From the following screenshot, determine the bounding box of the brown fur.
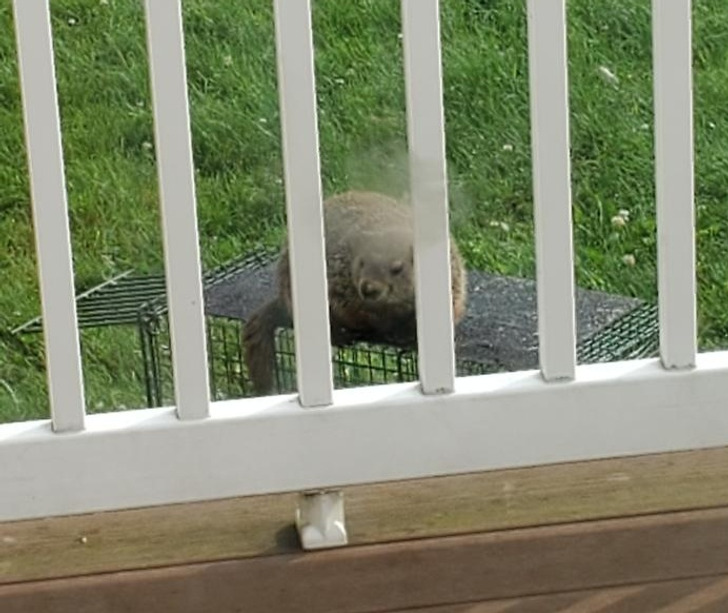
[243,191,467,394]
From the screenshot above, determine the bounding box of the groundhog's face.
[350,231,415,307]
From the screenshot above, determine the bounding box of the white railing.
[2,0,723,534]
[527,0,577,381]
[12,0,86,433]
[144,0,211,421]
[652,0,697,368]
[402,0,457,394]
[274,0,334,407]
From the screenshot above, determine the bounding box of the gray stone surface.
[203,259,643,373]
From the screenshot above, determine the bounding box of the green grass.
[1,0,727,423]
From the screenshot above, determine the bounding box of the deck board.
[2,506,728,613]
[4,446,728,585]
[392,576,728,612]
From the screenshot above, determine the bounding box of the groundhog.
[243,190,467,394]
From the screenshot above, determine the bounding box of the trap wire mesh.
[12,250,660,409]
[138,251,658,407]
[576,302,659,364]
[141,314,492,405]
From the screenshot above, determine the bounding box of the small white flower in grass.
[68,17,77,26]
[223,55,233,67]
[622,254,636,267]
[502,144,513,152]
[611,208,630,228]
[142,141,153,151]
[598,66,619,86]
[709,121,716,129]
[259,118,267,124]
[489,220,510,232]
[100,0,109,5]
[611,215,626,229]
[333,77,345,85]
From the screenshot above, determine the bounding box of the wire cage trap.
[142,318,493,406]
[137,251,660,407]
[138,251,492,406]
[12,251,660,410]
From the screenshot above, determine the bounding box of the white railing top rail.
[3,353,727,523]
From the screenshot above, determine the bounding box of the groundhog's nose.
[360,280,384,301]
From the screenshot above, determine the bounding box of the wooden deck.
[3,447,728,612]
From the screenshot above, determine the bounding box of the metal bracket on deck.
[295,490,348,550]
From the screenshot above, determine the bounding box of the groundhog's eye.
[390,261,404,275]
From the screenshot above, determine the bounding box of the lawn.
[1,0,727,423]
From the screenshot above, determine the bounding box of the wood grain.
[2,446,728,584]
[393,575,728,612]
[3,507,728,613]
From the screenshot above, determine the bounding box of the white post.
[143,0,210,420]
[273,0,334,408]
[295,490,347,550]
[13,0,86,432]
[401,0,457,395]
[652,0,697,370]
[526,0,577,382]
